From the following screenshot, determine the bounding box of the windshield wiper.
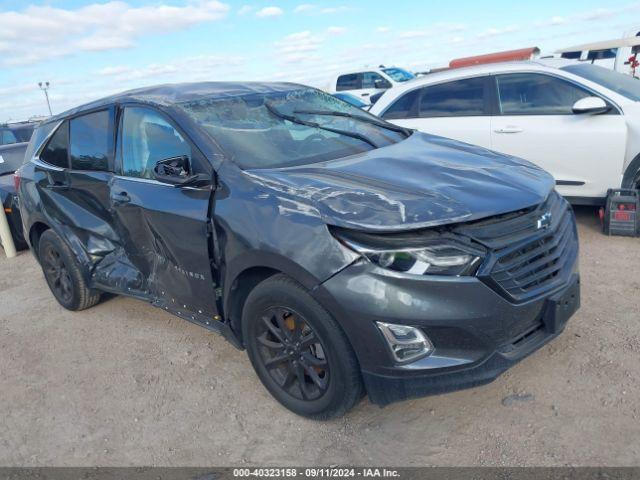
[265,102,378,148]
[293,109,412,137]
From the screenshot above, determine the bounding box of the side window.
[419,77,486,118]
[1,129,18,145]
[336,74,360,91]
[362,72,391,89]
[381,89,420,120]
[497,73,591,115]
[119,107,191,179]
[587,48,617,61]
[69,110,111,171]
[561,51,582,60]
[40,122,70,168]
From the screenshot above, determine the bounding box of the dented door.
[109,177,217,316]
[110,105,218,317]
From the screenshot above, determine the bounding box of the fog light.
[376,322,433,363]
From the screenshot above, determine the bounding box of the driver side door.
[110,105,219,318]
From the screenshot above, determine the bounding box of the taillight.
[13,169,21,191]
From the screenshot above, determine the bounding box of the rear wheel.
[242,274,363,419]
[38,230,101,311]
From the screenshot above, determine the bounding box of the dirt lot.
[0,206,639,467]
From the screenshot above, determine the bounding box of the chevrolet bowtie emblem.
[537,212,552,230]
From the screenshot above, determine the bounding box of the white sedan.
[369,60,640,204]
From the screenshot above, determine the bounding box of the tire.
[242,274,363,420]
[38,229,101,311]
[622,155,640,190]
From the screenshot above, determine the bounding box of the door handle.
[361,93,370,97]
[494,126,523,134]
[111,191,131,204]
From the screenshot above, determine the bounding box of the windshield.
[179,88,405,169]
[334,93,367,108]
[562,64,640,101]
[382,68,416,82]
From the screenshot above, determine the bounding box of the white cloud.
[275,30,324,64]
[476,25,520,39]
[97,65,131,76]
[97,54,245,82]
[327,26,347,35]
[376,26,391,33]
[256,6,284,17]
[238,5,253,15]
[400,30,431,39]
[292,4,348,15]
[320,6,348,14]
[0,1,230,66]
[579,8,614,21]
[293,4,316,13]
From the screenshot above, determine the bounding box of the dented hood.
[245,132,555,232]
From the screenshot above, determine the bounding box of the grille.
[455,192,579,302]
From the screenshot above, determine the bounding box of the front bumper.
[314,259,580,406]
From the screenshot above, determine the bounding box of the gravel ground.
[0,206,639,466]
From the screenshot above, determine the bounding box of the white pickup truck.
[555,29,640,78]
[326,66,416,105]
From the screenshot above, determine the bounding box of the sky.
[1,0,639,122]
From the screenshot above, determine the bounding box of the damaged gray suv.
[16,82,580,419]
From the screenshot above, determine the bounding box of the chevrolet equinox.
[16,82,580,419]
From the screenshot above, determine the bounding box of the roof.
[46,81,304,124]
[556,36,640,53]
[1,120,38,129]
[384,61,554,90]
[450,47,540,69]
[369,61,573,114]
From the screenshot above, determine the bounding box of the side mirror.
[374,79,391,90]
[572,97,610,115]
[153,156,210,187]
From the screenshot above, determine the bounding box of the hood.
[245,132,555,232]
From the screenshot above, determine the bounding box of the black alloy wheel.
[42,244,74,304]
[38,229,101,311]
[256,306,329,401]
[242,274,363,419]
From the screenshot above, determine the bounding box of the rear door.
[380,76,492,148]
[67,108,117,248]
[110,105,219,318]
[490,72,627,199]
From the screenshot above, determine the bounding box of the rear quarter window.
[40,122,70,168]
[24,122,56,165]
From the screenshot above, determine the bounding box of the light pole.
[38,81,52,116]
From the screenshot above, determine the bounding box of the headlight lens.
[332,228,484,276]
[366,245,480,275]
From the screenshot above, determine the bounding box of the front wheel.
[242,274,363,420]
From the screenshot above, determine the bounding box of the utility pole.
[38,82,52,116]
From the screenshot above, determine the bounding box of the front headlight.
[332,227,484,276]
